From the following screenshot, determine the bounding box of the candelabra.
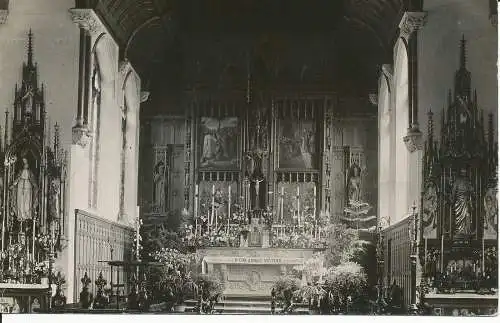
[408,204,419,314]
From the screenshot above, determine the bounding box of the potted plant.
[272,275,301,313]
[297,283,325,314]
[33,261,49,285]
[193,274,223,314]
[149,248,196,312]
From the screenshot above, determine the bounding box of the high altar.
[0,31,67,313]
[140,54,379,296]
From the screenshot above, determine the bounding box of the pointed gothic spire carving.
[459,34,466,69]
[27,28,34,67]
[454,35,471,99]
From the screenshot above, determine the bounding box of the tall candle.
[227,185,231,234]
[482,237,485,273]
[440,234,444,272]
[313,185,317,215]
[194,184,199,236]
[211,184,215,228]
[280,187,284,221]
[297,186,300,226]
[424,237,428,270]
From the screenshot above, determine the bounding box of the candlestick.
[227,185,231,235]
[280,187,284,222]
[440,234,444,272]
[424,237,428,270]
[211,184,215,228]
[313,185,317,218]
[296,186,300,227]
[482,237,485,273]
[195,184,199,235]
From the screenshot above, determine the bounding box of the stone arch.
[393,38,410,221]
[378,70,392,223]
[93,33,117,85]
[91,33,121,217]
[120,69,141,223]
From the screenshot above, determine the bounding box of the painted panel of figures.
[278,121,317,169]
[199,117,239,169]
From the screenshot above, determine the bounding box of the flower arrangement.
[35,233,52,251]
[271,228,327,249]
[33,261,49,277]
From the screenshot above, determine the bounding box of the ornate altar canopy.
[0,30,67,313]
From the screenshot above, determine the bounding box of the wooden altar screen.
[74,209,134,302]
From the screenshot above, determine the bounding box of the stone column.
[67,8,109,303]
[119,61,141,224]
[330,117,345,220]
[399,12,426,213]
[69,8,108,148]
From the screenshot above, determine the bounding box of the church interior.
[0,0,497,316]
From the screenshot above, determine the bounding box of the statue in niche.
[452,168,474,236]
[10,156,38,230]
[48,178,61,221]
[346,163,362,204]
[422,182,438,234]
[300,128,314,168]
[21,84,34,114]
[152,161,167,211]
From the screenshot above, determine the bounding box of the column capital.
[119,60,137,83]
[382,64,393,81]
[399,11,428,40]
[404,126,424,153]
[140,91,150,103]
[0,10,8,24]
[72,125,91,148]
[69,8,106,38]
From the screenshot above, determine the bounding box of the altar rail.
[74,209,134,302]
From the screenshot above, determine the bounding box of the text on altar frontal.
[204,256,304,265]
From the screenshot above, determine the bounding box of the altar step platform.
[185,296,309,314]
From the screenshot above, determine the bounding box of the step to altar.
[185,297,309,314]
[198,247,318,298]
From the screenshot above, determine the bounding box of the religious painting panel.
[275,181,317,226]
[278,120,317,169]
[198,117,240,170]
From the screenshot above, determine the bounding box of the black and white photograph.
[0,0,497,318]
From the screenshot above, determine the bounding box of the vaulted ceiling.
[76,0,422,95]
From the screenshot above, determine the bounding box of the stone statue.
[152,161,167,211]
[483,185,498,232]
[21,84,34,114]
[48,178,61,221]
[452,168,474,236]
[300,129,314,168]
[10,157,38,223]
[422,183,438,233]
[346,164,362,204]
